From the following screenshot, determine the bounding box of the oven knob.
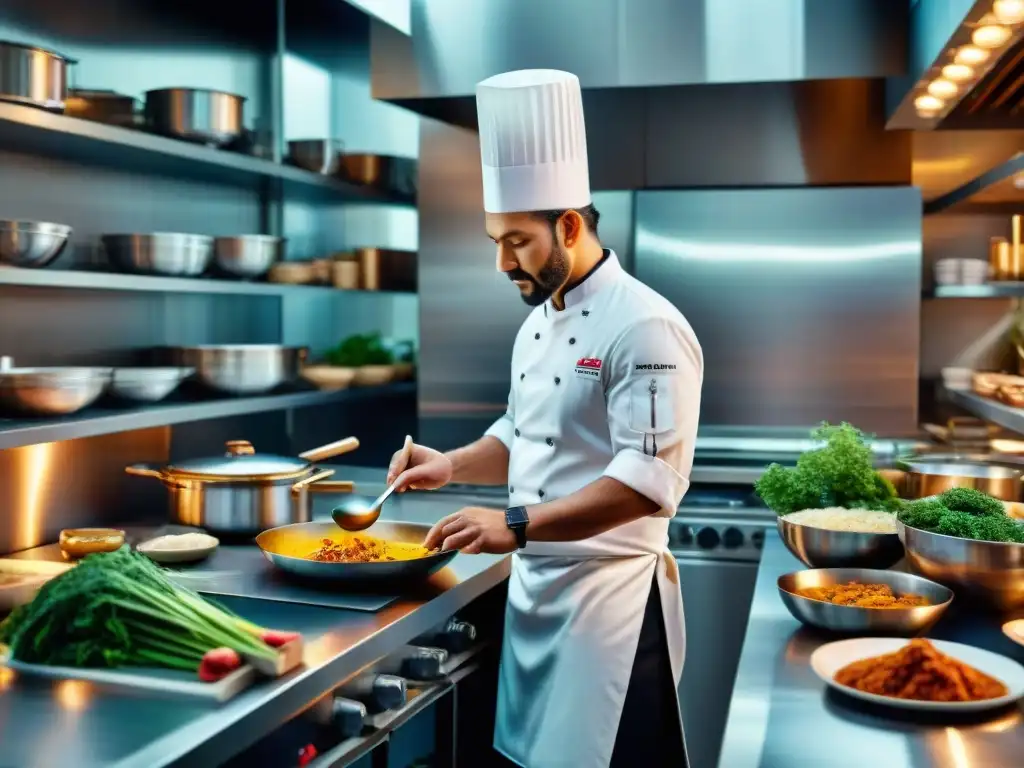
[671,524,694,546]
[722,528,744,549]
[751,530,766,549]
[696,527,720,549]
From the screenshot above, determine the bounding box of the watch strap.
[505,505,529,549]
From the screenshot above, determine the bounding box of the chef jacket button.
[554,376,560,385]
[514,428,520,437]
[546,437,554,446]
[520,373,525,380]
[534,332,540,340]
[569,337,576,345]
[538,489,545,498]
[509,486,514,493]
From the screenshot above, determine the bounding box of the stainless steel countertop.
[718,532,1024,768]
[0,466,512,768]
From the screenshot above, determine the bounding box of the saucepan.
[125,437,360,534]
[255,520,456,584]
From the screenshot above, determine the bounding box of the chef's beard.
[507,245,570,307]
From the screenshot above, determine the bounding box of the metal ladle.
[332,435,413,532]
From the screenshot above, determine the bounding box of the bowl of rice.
[777,508,904,569]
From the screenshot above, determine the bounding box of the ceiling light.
[973,24,1013,48]
[927,78,959,98]
[942,63,975,82]
[994,0,1024,25]
[955,45,991,65]
[1014,173,1024,190]
[915,94,945,114]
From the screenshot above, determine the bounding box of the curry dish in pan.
[272,530,433,563]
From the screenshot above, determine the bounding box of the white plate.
[1003,620,1024,649]
[137,535,219,564]
[810,637,1024,712]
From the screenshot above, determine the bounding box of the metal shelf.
[0,100,415,205]
[0,268,416,297]
[927,283,1024,299]
[0,382,417,450]
[946,387,1024,437]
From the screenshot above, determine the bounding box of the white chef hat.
[475,69,591,214]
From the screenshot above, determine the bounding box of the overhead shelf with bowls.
[946,384,1024,437]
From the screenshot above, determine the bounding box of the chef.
[388,69,702,768]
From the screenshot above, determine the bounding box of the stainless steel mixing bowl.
[898,521,1024,612]
[287,139,344,175]
[0,356,112,416]
[0,220,71,267]
[110,367,194,403]
[213,235,283,279]
[777,515,905,569]
[101,233,213,276]
[777,567,953,634]
[171,345,304,395]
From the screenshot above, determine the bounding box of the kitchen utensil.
[300,365,356,391]
[268,261,315,285]
[353,364,394,387]
[810,637,1024,712]
[898,459,1023,501]
[776,516,904,569]
[0,356,112,416]
[355,248,416,292]
[65,88,138,127]
[332,436,411,531]
[777,568,953,634]
[101,233,213,276]
[110,367,193,403]
[137,532,219,564]
[338,154,417,196]
[59,528,125,560]
[255,520,457,583]
[213,235,283,279]
[331,260,359,289]
[898,520,1024,611]
[287,139,345,175]
[144,88,245,147]
[0,220,71,268]
[171,344,304,395]
[0,41,74,111]
[124,437,359,534]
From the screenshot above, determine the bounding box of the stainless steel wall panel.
[633,187,922,436]
[644,80,912,188]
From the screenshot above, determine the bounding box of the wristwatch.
[505,505,529,549]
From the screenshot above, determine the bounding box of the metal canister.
[990,237,1019,280]
[0,41,74,111]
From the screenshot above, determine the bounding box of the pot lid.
[165,441,311,481]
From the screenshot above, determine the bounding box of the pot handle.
[306,480,355,495]
[291,468,336,494]
[299,436,360,462]
[125,463,163,480]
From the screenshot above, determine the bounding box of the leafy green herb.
[754,422,899,516]
[0,547,276,671]
[897,489,1024,543]
[323,332,394,367]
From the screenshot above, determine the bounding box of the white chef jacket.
[485,250,703,767]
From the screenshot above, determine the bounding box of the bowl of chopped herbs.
[898,488,1024,611]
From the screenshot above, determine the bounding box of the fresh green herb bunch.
[0,546,275,669]
[754,422,898,516]
[323,332,394,367]
[897,487,1024,544]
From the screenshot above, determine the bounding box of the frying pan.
[255,521,456,583]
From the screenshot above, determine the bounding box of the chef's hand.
[424,506,517,554]
[387,437,453,492]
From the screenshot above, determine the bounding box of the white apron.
[483,252,703,768]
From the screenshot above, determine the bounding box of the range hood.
[888,0,1024,129]
[372,0,906,104]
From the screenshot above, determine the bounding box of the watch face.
[505,506,528,527]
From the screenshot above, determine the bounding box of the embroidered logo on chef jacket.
[574,357,602,380]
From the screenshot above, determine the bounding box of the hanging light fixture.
[994,0,1024,25]
[927,79,959,98]
[972,24,1013,48]
[955,45,991,65]
[942,63,975,82]
[914,94,945,116]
